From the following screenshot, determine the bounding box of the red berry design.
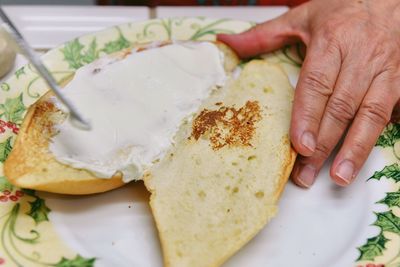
[0,257,5,265]
[0,196,8,202]
[3,190,10,195]
[12,128,19,134]
[0,127,5,133]
[9,195,18,202]
[6,121,14,129]
[15,190,24,197]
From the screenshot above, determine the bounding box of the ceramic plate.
[0,18,399,267]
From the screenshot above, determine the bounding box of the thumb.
[217,6,309,58]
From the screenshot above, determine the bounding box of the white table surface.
[2,5,150,50]
[0,5,288,82]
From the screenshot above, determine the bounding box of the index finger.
[217,6,308,58]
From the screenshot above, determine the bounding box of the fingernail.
[335,160,355,186]
[301,131,316,152]
[297,164,317,188]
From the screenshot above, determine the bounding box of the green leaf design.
[138,19,175,40]
[376,123,400,148]
[0,93,27,124]
[1,82,10,91]
[61,38,100,70]
[0,137,12,163]
[369,163,400,183]
[82,39,99,64]
[27,197,51,224]
[373,211,400,234]
[360,147,400,264]
[357,233,388,261]
[189,19,234,40]
[21,188,36,196]
[378,191,400,208]
[15,67,25,79]
[102,31,130,54]
[0,176,13,192]
[281,45,303,67]
[61,39,85,70]
[54,255,96,267]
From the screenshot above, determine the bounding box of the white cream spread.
[50,42,226,182]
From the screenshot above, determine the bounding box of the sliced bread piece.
[144,60,296,267]
[4,42,239,195]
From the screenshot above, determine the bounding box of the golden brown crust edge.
[274,138,297,202]
[23,177,126,195]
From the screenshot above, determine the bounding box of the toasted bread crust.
[274,138,297,202]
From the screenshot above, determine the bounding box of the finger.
[331,72,399,186]
[291,55,376,188]
[291,155,318,188]
[290,37,341,157]
[217,6,309,58]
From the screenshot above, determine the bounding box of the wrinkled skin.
[218,0,400,188]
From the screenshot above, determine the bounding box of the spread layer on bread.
[4,41,239,194]
[50,42,227,182]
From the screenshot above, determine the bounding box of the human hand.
[218,0,400,188]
